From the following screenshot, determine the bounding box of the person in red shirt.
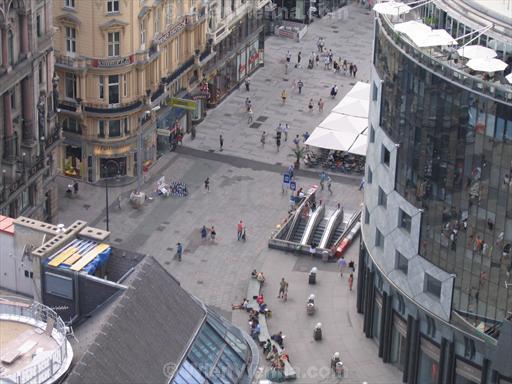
[237,220,244,241]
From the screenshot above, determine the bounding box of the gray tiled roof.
[65,257,205,384]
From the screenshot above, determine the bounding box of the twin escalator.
[291,217,308,243]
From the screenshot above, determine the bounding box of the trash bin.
[308,267,318,284]
[313,323,322,340]
[321,251,329,262]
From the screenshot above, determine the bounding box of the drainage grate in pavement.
[208,149,215,152]
[166,247,173,251]
[331,25,339,29]
[201,259,208,263]
[275,162,282,166]
[163,221,170,225]
[332,30,339,33]
[174,230,180,234]
[164,261,171,265]
[349,82,356,86]
[83,204,91,209]
[265,79,272,82]
[224,113,232,117]
[114,238,123,243]
[249,122,262,129]
[197,280,204,285]
[282,78,289,81]
[156,225,165,231]
[256,116,268,122]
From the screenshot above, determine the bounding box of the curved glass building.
[357,1,512,383]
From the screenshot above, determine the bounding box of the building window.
[123,117,129,134]
[367,167,372,184]
[123,74,128,97]
[65,27,76,54]
[463,337,475,359]
[8,29,14,65]
[108,75,119,104]
[107,31,120,57]
[425,274,441,299]
[62,117,81,133]
[370,124,375,143]
[140,18,147,48]
[399,209,412,232]
[395,251,408,275]
[109,120,121,137]
[38,62,44,84]
[382,145,390,166]
[375,228,384,248]
[99,75,104,99]
[231,0,235,11]
[65,0,75,8]
[65,73,77,99]
[372,81,378,101]
[107,0,119,13]
[10,90,15,110]
[221,0,225,18]
[165,1,173,25]
[364,206,370,224]
[426,315,436,338]
[36,14,42,37]
[21,189,30,212]
[98,120,105,137]
[154,8,161,34]
[397,293,405,315]
[378,186,387,208]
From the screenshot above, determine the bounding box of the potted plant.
[289,146,306,169]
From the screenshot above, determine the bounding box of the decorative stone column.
[21,76,35,144]
[20,12,29,57]
[1,25,8,70]
[3,93,14,160]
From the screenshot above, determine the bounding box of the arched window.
[8,29,14,65]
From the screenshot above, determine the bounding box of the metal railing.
[379,14,512,105]
[0,297,70,384]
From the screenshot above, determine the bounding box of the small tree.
[289,146,307,169]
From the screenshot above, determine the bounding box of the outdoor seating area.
[304,148,365,174]
[240,272,297,381]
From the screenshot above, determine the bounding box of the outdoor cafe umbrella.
[373,1,411,16]
[394,20,431,37]
[457,45,497,60]
[331,97,370,119]
[466,58,508,72]
[410,29,458,48]
[305,128,353,151]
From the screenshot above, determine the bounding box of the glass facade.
[172,311,251,384]
[374,15,512,323]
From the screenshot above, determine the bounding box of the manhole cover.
[224,113,232,117]
[249,122,262,129]
[157,225,165,231]
[83,204,91,209]
[256,116,268,122]
[298,109,304,112]
[186,210,193,214]
[114,238,123,243]
[197,280,204,285]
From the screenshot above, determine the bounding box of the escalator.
[310,220,327,246]
[327,222,345,248]
[291,217,308,243]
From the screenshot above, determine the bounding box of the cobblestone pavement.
[55,3,401,382]
[186,3,374,168]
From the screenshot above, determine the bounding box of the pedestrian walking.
[247,107,254,124]
[297,80,304,94]
[359,177,365,191]
[315,53,320,66]
[219,134,224,151]
[293,134,300,147]
[286,50,291,63]
[318,98,324,112]
[327,177,333,195]
[245,97,251,112]
[210,226,216,241]
[261,131,267,147]
[201,225,208,240]
[353,64,358,77]
[348,273,354,291]
[116,195,122,209]
[73,181,79,194]
[283,123,289,141]
[278,278,288,299]
[237,220,244,241]
[338,257,347,278]
[285,62,289,74]
[245,77,250,91]
[296,51,302,68]
[204,177,210,191]
[349,63,354,77]
[308,99,314,112]
[281,89,288,105]
[176,242,183,262]
[324,55,330,70]
[320,171,327,190]
[303,131,310,142]
[276,136,281,152]
[276,122,283,133]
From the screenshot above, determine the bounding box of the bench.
[246,278,261,310]
[258,313,271,345]
[270,339,297,380]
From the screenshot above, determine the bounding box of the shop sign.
[94,144,132,156]
[91,55,135,68]
[193,93,210,100]
[168,97,197,111]
[248,50,260,65]
[156,21,185,45]
[157,129,172,136]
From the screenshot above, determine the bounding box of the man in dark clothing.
[73,181,79,194]
[219,134,224,151]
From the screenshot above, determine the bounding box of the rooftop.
[0,215,14,236]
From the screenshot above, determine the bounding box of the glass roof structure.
[171,310,252,384]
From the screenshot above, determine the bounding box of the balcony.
[185,8,207,31]
[58,100,78,112]
[44,126,61,151]
[83,99,143,115]
[379,14,512,104]
[54,52,88,70]
[0,155,46,205]
[165,57,195,85]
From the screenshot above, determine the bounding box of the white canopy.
[331,97,369,119]
[457,45,497,60]
[410,29,458,48]
[345,81,371,101]
[466,58,509,72]
[318,112,368,134]
[305,128,353,151]
[394,20,431,37]
[347,134,368,156]
[506,73,512,84]
[373,1,411,16]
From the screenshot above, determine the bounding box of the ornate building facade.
[0,0,60,222]
[53,0,207,182]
